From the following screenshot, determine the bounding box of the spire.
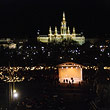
[61,12,67,35]
[63,12,66,21]
[67,27,70,34]
[55,26,58,35]
[72,27,75,34]
[72,27,76,37]
[49,26,52,35]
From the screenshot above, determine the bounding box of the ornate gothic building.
[37,12,85,45]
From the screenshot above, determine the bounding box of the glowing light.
[95,57,97,60]
[13,89,18,98]
[13,93,18,98]
[71,58,73,60]
[48,52,50,56]
[100,45,103,48]
[58,63,82,84]
[101,49,104,52]
[60,57,62,59]
[13,90,16,93]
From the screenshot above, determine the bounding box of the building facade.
[37,12,85,45]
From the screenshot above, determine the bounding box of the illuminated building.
[57,62,83,84]
[37,12,85,45]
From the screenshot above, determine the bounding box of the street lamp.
[13,90,18,98]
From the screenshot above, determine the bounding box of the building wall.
[37,37,49,43]
[37,35,85,45]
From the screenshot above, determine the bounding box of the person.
[72,79,74,84]
[79,81,81,87]
[66,79,68,83]
[69,81,71,87]
[63,79,65,83]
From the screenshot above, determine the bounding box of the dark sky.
[0,0,110,38]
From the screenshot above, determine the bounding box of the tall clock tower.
[61,12,67,35]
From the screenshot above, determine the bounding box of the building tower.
[72,27,76,37]
[61,12,67,35]
[54,26,58,35]
[67,27,70,35]
[48,26,52,41]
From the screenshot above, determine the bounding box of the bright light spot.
[76,50,78,52]
[27,55,29,57]
[13,89,18,98]
[60,57,62,59]
[13,90,16,93]
[100,45,103,48]
[95,57,97,60]
[90,45,93,48]
[48,52,50,56]
[71,58,73,60]
[101,49,104,52]
[13,93,18,98]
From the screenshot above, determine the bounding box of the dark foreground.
[0,79,93,110]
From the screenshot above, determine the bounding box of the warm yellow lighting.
[13,90,16,93]
[58,62,83,84]
[37,12,85,45]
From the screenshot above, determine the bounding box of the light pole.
[0,66,24,109]
[8,68,18,109]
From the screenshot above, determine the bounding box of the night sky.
[0,0,110,38]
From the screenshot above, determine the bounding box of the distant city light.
[71,58,73,60]
[60,57,62,59]
[95,57,97,60]
[101,49,104,52]
[48,52,50,56]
